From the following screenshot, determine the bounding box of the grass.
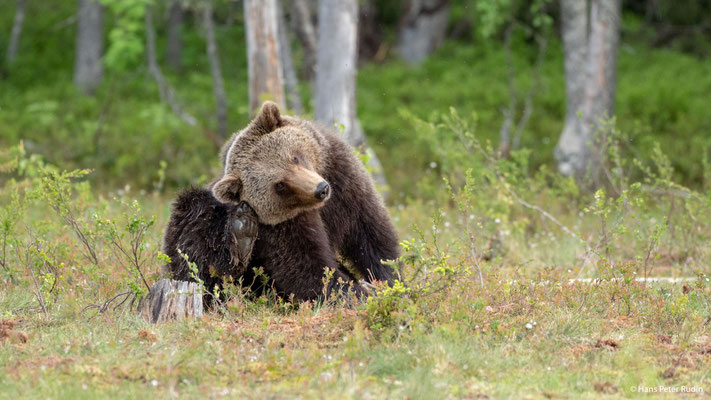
[2,169,711,398]
[3,271,711,398]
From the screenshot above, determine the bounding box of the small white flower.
[525,323,533,329]
[150,379,158,387]
[495,218,501,224]
[444,222,450,228]
[82,384,88,390]
[429,162,437,169]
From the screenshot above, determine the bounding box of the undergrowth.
[2,108,711,397]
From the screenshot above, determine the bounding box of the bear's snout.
[315,181,330,200]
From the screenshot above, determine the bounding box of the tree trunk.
[398,0,450,65]
[203,1,228,139]
[74,0,103,94]
[276,0,303,114]
[555,0,620,181]
[166,0,183,71]
[6,0,26,66]
[290,0,318,79]
[314,0,387,188]
[145,6,197,126]
[244,0,286,114]
[137,279,204,323]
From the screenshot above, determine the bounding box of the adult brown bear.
[163,101,400,301]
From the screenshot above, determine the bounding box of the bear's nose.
[315,181,330,200]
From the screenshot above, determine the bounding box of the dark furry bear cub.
[163,101,401,302]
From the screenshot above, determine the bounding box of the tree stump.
[137,279,203,323]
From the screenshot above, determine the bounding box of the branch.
[145,7,196,126]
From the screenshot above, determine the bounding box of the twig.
[512,34,548,149]
[464,219,485,287]
[498,23,516,155]
[145,7,197,126]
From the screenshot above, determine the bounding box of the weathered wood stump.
[137,279,203,323]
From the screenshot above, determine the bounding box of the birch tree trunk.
[166,0,183,71]
[203,1,228,139]
[290,0,317,79]
[244,0,286,114]
[555,0,621,181]
[6,0,26,66]
[398,0,450,65]
[74,0,103,94]
[276,0,303,114]
[314,0,387,188]
[555,0,590,177]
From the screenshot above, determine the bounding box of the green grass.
[3,273,711,398]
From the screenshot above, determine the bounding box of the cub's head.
[212,101,330,225]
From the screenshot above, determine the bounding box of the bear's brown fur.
[164,101,400,301]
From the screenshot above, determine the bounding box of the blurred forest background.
[2,0,710,198]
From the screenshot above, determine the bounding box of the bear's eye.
[293,156,299,165]
[275,182,286,193]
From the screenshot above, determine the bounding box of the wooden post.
[137,279,203,323]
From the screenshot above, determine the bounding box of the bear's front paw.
[229,201,259,271]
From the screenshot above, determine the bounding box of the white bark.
[314,0,387,188]
[74,0,103,94]
[244,0,286,114]
[203,2,228,139]
[166,0,183,71]
[555,0,620,180]
[398,0,450,65]
[276,0,303,114]
[145,7,196,126]
[6,0,26,65]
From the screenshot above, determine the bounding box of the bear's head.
[212,101,331,225]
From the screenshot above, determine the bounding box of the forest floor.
[2,274,710,399]
[2,190,711,399]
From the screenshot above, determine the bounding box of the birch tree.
[6,0,26,66]
[398,0,451,65]
[74,0,104,94]
[166,0,183,71]
[314,0,387,187]
[244,0,285,114]
[555,0,621,180]
[203,1,228,139]
[276,0,303,113]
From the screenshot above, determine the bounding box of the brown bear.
[163,101,400,302]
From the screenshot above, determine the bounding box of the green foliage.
[101,0,150,71]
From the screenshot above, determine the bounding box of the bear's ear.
[212,175,243,203]
[250,101,283,135]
